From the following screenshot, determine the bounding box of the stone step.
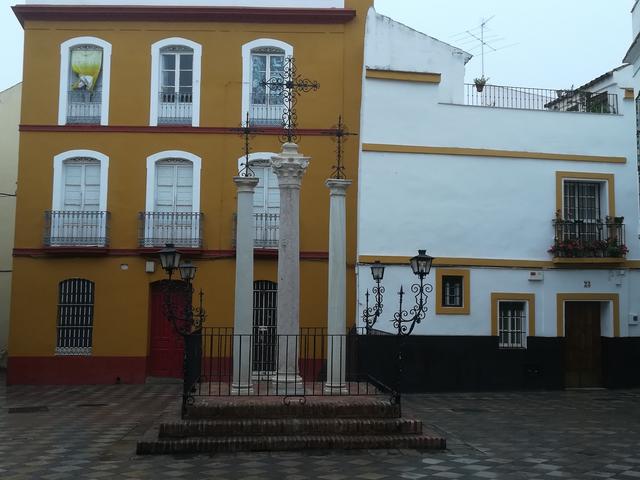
[159,418,423,438]
[185,397,400,420]
[137,433,446,455]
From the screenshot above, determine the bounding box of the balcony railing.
[139,212,203,248]
[550,218,627,258]
[44,210,110,247]
[465,84,618,114]
[158,92,193,125]
[233,212,280,249]
[67,89,102,124]
[249,93,285,126]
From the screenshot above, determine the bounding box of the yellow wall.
[11,1,371,359]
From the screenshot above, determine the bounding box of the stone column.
[271,143,310,394]
[231,175,259,395]
[324,179,352,394]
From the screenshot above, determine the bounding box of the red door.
[148,281,186,378]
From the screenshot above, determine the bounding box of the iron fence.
[187,328,388,399]
[249,93,285,126]
[138,211,203,248]
[44,210,110,247]
[551,219,627,258]
[158,92,193,125]
[67,89,102,124]
[233,212,280,249]
[465,84,618,114]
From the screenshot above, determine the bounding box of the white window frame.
[145,150,201,213]
[52,150,109,211]
[497,300,528,349]
[241,38,293,124]
[58,37,112,126]
[150,37,202,127]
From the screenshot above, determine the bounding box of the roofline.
[624,31,640,63]
[633,0,640,13]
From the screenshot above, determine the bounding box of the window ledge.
[552,257,627,265]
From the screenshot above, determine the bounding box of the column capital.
[233,175,259,192]
[272,142,310,188]
[325,178,352,195]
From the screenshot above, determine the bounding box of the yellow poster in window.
[71,49,103,92]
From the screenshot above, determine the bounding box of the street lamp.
[362,261,386,332]
[158,243,182,278]
[409,249,434,278]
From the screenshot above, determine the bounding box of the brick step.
[159,418,423,438]
[185,397,400,420]
[137,433,446,455]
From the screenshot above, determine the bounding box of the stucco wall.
[0,83,21,368]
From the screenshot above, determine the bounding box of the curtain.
[71,49,103,92]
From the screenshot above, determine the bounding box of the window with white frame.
[252,161,280,248]
[150,38,201,127]
[58,37,112,126]
[498,301,527,349]
[241,39,292,126]
[56,278,94,355]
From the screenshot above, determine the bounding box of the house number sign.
[584,281,592,289]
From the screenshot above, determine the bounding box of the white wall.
[633,0,640,39]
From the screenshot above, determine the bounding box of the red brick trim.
[12,5,356,27]
[6,356,147,385]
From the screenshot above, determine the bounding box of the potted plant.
[474,76,489,93]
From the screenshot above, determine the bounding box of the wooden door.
[148,281,186,378]
[564,302,603,387]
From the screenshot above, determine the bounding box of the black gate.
[252,280,277,376]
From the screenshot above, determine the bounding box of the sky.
[0,0,636,92]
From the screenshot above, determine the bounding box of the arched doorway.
[253,280,277,376]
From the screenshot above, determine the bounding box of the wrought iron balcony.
[139,211,203,248]
[550,218,627,258]
[158,92,193,125]
[233,212,280,249]
[465,84,618,114]
[249,93,285,126]
[44,210,110,247]
[67,89,102,124]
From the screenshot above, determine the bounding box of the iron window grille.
[498,301,526,349]
[442,275,463,308]
[56,278,94,355]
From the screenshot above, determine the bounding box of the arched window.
[142,151,202,248]
[150,38,202,127]
[241,39,293,126]
[48,150,110,246]
[58,37,112,126]
[56,278,95,355]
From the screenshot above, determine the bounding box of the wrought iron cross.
[238,112,255,177]
[261,56,320,143]
[330,115,356,179]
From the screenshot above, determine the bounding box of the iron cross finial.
[238,111,255,177]
[330,115,357,179]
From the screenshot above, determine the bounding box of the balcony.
[550,217,627,263]
[67,89,101,124]
[249,93,285,127]
[465,84,618,114]
[44,210,110,247]
[138,212,203,248]
[233,212,280,249]
[158,92,192,125]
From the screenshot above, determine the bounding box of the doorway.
[564,301,603,387]
[252,280,277,376]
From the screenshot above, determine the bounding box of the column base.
[231,383,254,396]
[323,383,348,395]
[269,372,305,395]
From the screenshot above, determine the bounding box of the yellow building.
[9,0,371,384]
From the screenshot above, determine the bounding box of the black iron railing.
[551,218,627,258]
[44,210,110,247]
[465,84,618,114]
[138,211,203,248]
[187,328,388,399]
[67,89,102,124]
[249,92,285,126]
[233,212,280,249]
[158,92,193,125]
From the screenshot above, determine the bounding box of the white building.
[356,8,640,390]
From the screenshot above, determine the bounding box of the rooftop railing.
[465,84,618,114]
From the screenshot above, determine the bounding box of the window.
[142,151,202,247]
[241,39,293,126]
[49,150,110,246]
[498,301,527,349]
[435,269,470,315]
[150,38,202,127]
[56,278,94,355]
[58,37,112,126]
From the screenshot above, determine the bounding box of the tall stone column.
[231,175,259,395]
[271,143,310,394]
[324,179,352,393]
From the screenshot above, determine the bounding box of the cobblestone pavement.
[2,372,640,479]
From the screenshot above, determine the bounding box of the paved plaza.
[1,371,640,479]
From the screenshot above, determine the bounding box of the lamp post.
[157,243,206,416]
[361,261,385,332]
